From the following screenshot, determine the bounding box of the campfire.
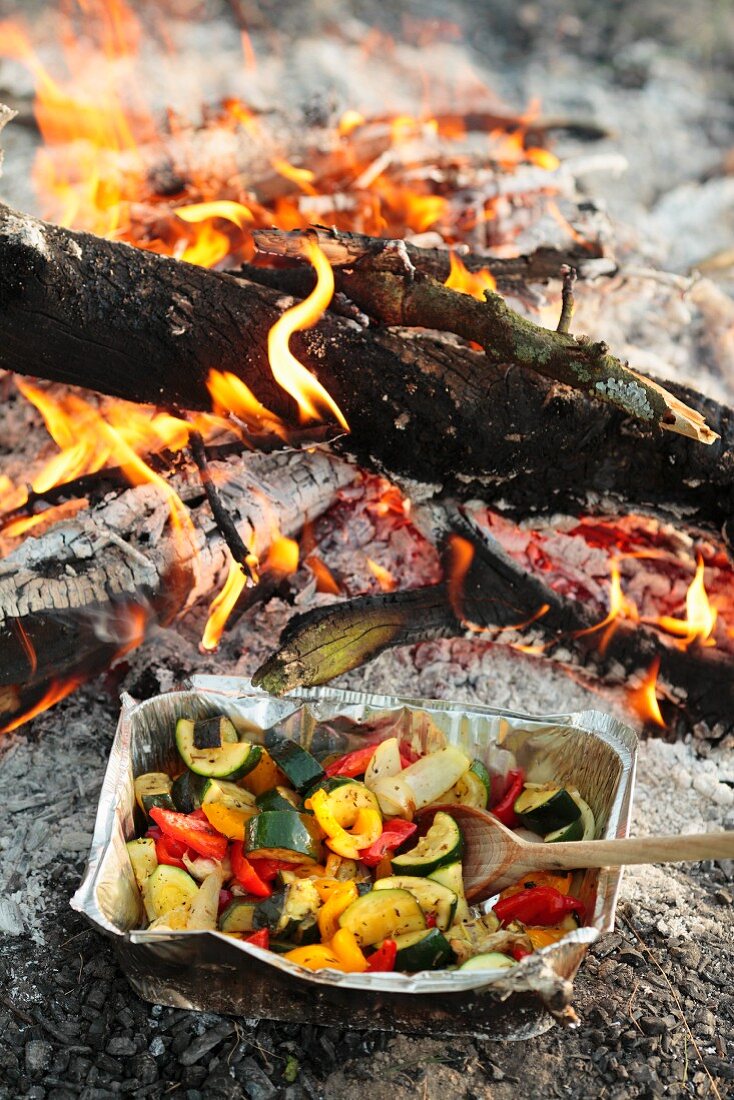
[1,0,734,752]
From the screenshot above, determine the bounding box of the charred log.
[1,203,734,536]
[253,511,734,740]
[0,449,355,730]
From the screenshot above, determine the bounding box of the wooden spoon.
[414,804,734,902]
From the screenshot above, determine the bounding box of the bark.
[0,449,354,730]
[253,511,734,740]
[2,203,734,534]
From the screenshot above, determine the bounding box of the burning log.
[253,511,734,739]
[0,449,355,730]
[1,202,730,539]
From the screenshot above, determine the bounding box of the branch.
[254,228,716,445]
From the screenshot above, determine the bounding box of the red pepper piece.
[248,857,294,883]
[149,806,228,861]
[510,944,532,961]
[218,888,234,915]
[358,819,418,867]
[424,912,437,929]
[398,744,420,764]
[324,744,379,778]
[187,808,209,822]
[244,929,270,949]
[154,834,187,869]
[489,768,525,828]
[366,939,397,972]
[230,842,273,898]
[493,886,585,927]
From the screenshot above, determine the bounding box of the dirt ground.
[1,1,734,1097]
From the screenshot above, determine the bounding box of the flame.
[628,658,666,728]
[0,677,85,734]
[206,370,286,438]
[446,534,475,625]
[267,238,349,430]
[271,158,317,195]
[265,535,300,576]
[306,554,342,595]
[655,557,717,647]
[575,558,639,653]
[366,557,397,592]
[338,109,366,137]
[444,251,496,299]
[200,555,247,652]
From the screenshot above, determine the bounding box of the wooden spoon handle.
[528,831,734,872]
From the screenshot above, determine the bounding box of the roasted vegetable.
[175,717,262,780]
[391,811,462,876]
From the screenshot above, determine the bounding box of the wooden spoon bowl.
[414,804,734,904]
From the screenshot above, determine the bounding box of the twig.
[187,429,259,586]
[0,994,33,1025]
[620,914,722,1100]
[557,265,576,334]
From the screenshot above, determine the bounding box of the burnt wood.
[0,202,732,535]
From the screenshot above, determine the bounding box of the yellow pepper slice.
[283,945,346,971]
[525,926,568,950]
[200,802,256,841]
[309,790,383,859]
[329,927,368,973]
[314,877,344,903]
[318,882,358,942]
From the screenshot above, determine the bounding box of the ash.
[1,0,734,1097]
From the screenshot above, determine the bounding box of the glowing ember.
[444,251,496,300]
[628,657,666,728]
[366,557,397,592]
[200,556,247,652]
[267,238,349,430]
[655,557,718,647]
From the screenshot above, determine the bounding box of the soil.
[1,0,734,1097]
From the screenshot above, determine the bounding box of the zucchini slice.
[193,715,238,749]
[142,865,199,922]
[219,898,258,933]
[175,717,262,780]
[255,786,303,813]
[392,928,455,971]
[126,838,157,890]
[202,779,256,811]
[391,811,462,876]
[253,880,322,944]
[171,770,207,814]
[428,861,469,925]
[544,817,584,843]
[568,788,596,841]
[134,773,173,814]
[373,876,457,931]
[338,887,426,946]
[266,738,325,792]
[245,811,324,864]
[513,786,581,834]
[459,951,516,971]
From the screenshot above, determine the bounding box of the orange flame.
[200,556,247,652]
[265,535,300,576]
[575,558,639,653]
[366,557,397,592]
[0,677,85,734]
[655,557,717,647]
[444,252,496,299]
[628,657,666,728]
[306,554,342,595]
[267,238,349,430]
[206,370,286,438]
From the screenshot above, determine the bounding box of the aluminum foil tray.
[72,677,637,1039]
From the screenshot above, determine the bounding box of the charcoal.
[178,1022,235,1066]
[105,1036,137,1058]
[238,1059,279,1100]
